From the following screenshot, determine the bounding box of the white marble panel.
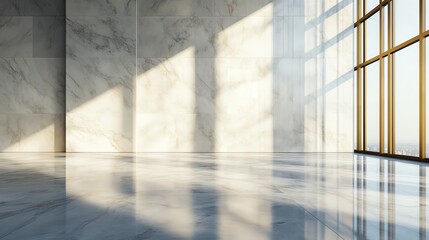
[304,0,318,20]
[0,0,22,16]
[215,112,273,152]
[214,0,284,17]
[280,16,293,57]
[137,55,216,115]
[0,114,64,152]
[179,16,277,58]
[338,1,354,75]
[322,57,353,152]
[337,74,354,151]
[0,58,64,114]
[67,0,136,16]
[302,57,319,152]
[33,17,65,57]
[207,16,285,58]
[66,57,134,111]
[136,113,205,152]
[215,16,279,58]
[274,58,305,152]
[0,0,65,16]
[138,0,213,17]
[0,17,32,57]
[66,57,134,152]
[137,17,195,58]
[275,56,354,152]
[215,58,273,116]
[285,0,305,16]
[21,0,65,16]
[292,17,306,58]
[137,55,196,114]
[66,17,136,58]
[66,103,133,153]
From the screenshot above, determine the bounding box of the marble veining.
[0,58,64,114]
[0,0,65,16]
[66,17,136,58]
[137,57,215,114]
[213,0,284,17]
[0,17,32,57]
[137,17,196,58]
[138,0,213,17]
[0,114,64,152]
[66,57,134,110]
[66,57,134,152]
[63,0,354,152]
[65,0,136,152]
[0,0,65,152]
[132,0,354,153]
[33,17,65,57]
[0,153,427,239]
[67,0,136,17]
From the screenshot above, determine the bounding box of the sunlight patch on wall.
[67,85,132,152]
[214,4,274,152]
[0,114,64,152]
[215,3,274,58]
[136,47,196,152]
[3,125,54,152]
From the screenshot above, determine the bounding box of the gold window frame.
[355,0,428,161]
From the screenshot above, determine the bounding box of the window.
[366,61,380,152]
[355,0,427,160]
[394,43,419,156]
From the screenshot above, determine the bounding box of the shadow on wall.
[0,0,354,153]
[0,0,66,152]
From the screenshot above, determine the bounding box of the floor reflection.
[0,153,427,239]
[354,155,428,240]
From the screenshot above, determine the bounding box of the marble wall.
[65,0,136,152]
[0,0,65,152]
[135,0,354,152]
[0,0,353,152]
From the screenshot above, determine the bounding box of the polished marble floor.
[0,153,427,240]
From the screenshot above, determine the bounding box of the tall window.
[355,0,428,160]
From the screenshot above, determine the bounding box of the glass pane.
[365,0,379,14]
[354,70,358,150]
[395,0,419,46]
[383,6,388,52]
[384,57,388,153]
[356,69,363,150]
[365,12,380,60]
[354,27,357,67]
[427,38,429,157]
[366,61,380,152]
[354,0,358,22]
[357,25,363,64]
[395,43,419,156]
